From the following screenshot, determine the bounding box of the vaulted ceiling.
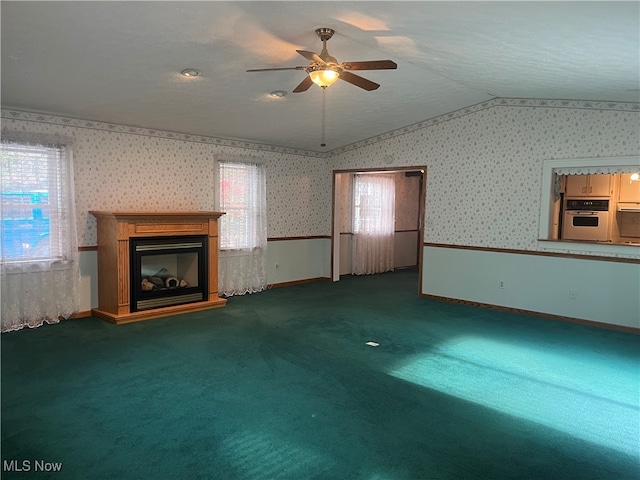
[2,1,638,153]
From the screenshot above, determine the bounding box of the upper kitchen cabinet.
[565,174,612,197]
[617,173,640,203]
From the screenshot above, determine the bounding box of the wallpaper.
[330,101,640,256]
[2,99,638,258]
[1,112,331,245]
[338,173,353,233]
[265,156,331,238]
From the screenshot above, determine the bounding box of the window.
[353,174,395,235]
[1,138,73,263]
[352,174,395,275]
[218,161,266,250]
[538,155,640,256]
[216,160,267,296]
[1,136,79,332]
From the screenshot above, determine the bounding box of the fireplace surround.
[90,211,226,324]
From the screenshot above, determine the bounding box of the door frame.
[331,166,427,295]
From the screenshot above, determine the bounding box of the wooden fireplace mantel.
[90,211,227,324]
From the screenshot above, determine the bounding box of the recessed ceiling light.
[269,90,287,98]
[180,68,201,77]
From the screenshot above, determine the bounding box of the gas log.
[141,268,189,291]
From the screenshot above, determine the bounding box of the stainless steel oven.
[562,199,610,241]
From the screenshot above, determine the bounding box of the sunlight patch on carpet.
[388,336,640,457]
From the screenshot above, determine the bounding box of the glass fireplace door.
[130,235,208,311]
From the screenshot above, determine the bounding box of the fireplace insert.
[130,235,208,311]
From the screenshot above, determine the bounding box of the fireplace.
[130,235,208,311]
[90,211,226,324]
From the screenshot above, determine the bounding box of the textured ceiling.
[2,1,639,153]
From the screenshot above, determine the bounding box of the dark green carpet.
[2,269,639,479]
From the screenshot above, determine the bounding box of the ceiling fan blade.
[338,70,380,91]
[341,60,398,71]
[246,66,306,72]
[292,75,314,93]
[296,50,325,64]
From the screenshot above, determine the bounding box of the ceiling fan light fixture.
[309,68,339,88]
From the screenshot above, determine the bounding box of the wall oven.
[562,199,610,242]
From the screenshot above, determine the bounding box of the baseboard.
[267,277,331,289]
[69,310,93,319]
[340,266,419,278]
[421,293,640,334]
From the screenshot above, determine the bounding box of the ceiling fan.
[246,27,397,92]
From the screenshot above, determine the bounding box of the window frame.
[1,138,72,265]
[217,160,265,251]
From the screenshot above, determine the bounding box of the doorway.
[331,166,427,292]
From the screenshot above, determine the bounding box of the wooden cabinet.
[618,173,640,203]
[565,174,612,197]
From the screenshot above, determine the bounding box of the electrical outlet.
[499,281,505,289]
[569,290,577,300]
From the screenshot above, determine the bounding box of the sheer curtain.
[352,174,395,275]
[216,160,267,296]
[1,136,80,333]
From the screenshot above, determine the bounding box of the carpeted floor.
[2,268,639,479]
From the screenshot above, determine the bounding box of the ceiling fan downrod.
[316,28,337,65]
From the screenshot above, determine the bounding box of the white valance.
[555,165,639,176]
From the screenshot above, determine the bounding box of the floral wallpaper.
[2,98,638,258]
[265,155,331,238]
[339,173,353,234]
[1,111,331,245]
[330,100,640,256]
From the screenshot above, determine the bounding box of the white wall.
[78,250,98,312]
[423,246,640,328]
[339,234,352,276]
[266,238,331,285]
[395,231,419,268]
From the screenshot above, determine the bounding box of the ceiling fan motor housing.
[315,28,335,42]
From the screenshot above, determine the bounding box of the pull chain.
[320,86,327,147]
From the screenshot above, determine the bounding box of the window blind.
[218,161,265,250]
[1,139,70,262]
